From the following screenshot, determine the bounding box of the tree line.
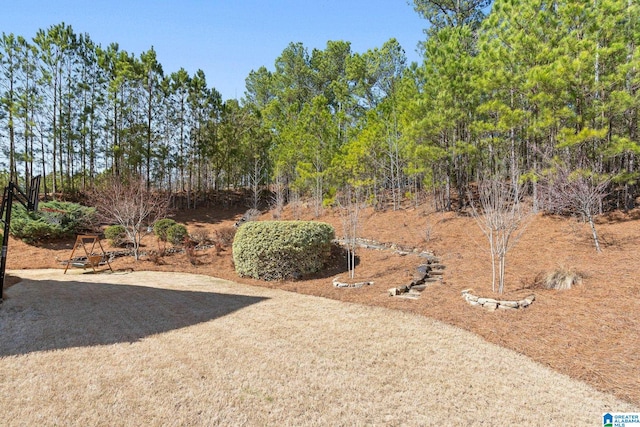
[1,0,638,213]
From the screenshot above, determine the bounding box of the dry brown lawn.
[1,269,636,426]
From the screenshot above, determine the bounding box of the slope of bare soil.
[3,204,640,407]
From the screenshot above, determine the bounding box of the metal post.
[0,185,14,303]
[0,176,40,303]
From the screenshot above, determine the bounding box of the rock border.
[334,238,438,261]
[333,278,374,288]
[333,238,444,300]
[387,260,444,299]
[461,289,535,311]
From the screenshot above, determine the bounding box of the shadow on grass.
[0,278,268,357]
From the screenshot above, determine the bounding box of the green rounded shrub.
[10,201,96,243]
[153,218,176,242]
[104,224,127,246]
[9,216,62,242]
[232,221,335,281]
[166,223,189,246]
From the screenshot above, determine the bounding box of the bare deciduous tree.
[470,177,531,294]
[538,164,610,253]
[290,188,302,220]
[337,186,365,279]
[247,156,265,211]
[90,176,171,260]
[270,174,286,220]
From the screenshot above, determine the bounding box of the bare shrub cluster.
[146,250,166,266]
[189,229,212,246]
[537,162,610,252]
[214,227,236,247]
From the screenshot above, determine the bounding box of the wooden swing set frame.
[63,234,113,274]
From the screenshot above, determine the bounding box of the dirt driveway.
[1,269,636,426]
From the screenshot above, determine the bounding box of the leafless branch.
[336,186,365,279]
[469,177,532,294]
[538,164,609,252]
[89,176,171,260]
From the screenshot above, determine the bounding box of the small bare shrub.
[214,226,236,247]
[423,213,445,243]
[147,250,166,265]
[184,238,199,265]
[420,198,443,242]
[190,229,212,246]
[543,267,583,290]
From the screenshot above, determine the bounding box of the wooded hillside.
[1,0,638,212]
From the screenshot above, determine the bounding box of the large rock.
[484,302,498,311]
[416,264,430,275]
[499,300,520,309]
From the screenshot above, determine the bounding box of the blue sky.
[1,0,429,101]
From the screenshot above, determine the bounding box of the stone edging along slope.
[334,238,537,310]
[333,238,443,300]
[461,289,535,311]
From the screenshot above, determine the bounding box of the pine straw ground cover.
[2,204,640,413]
[1,269,636,426]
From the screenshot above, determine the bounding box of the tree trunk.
[588,214,602,253]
